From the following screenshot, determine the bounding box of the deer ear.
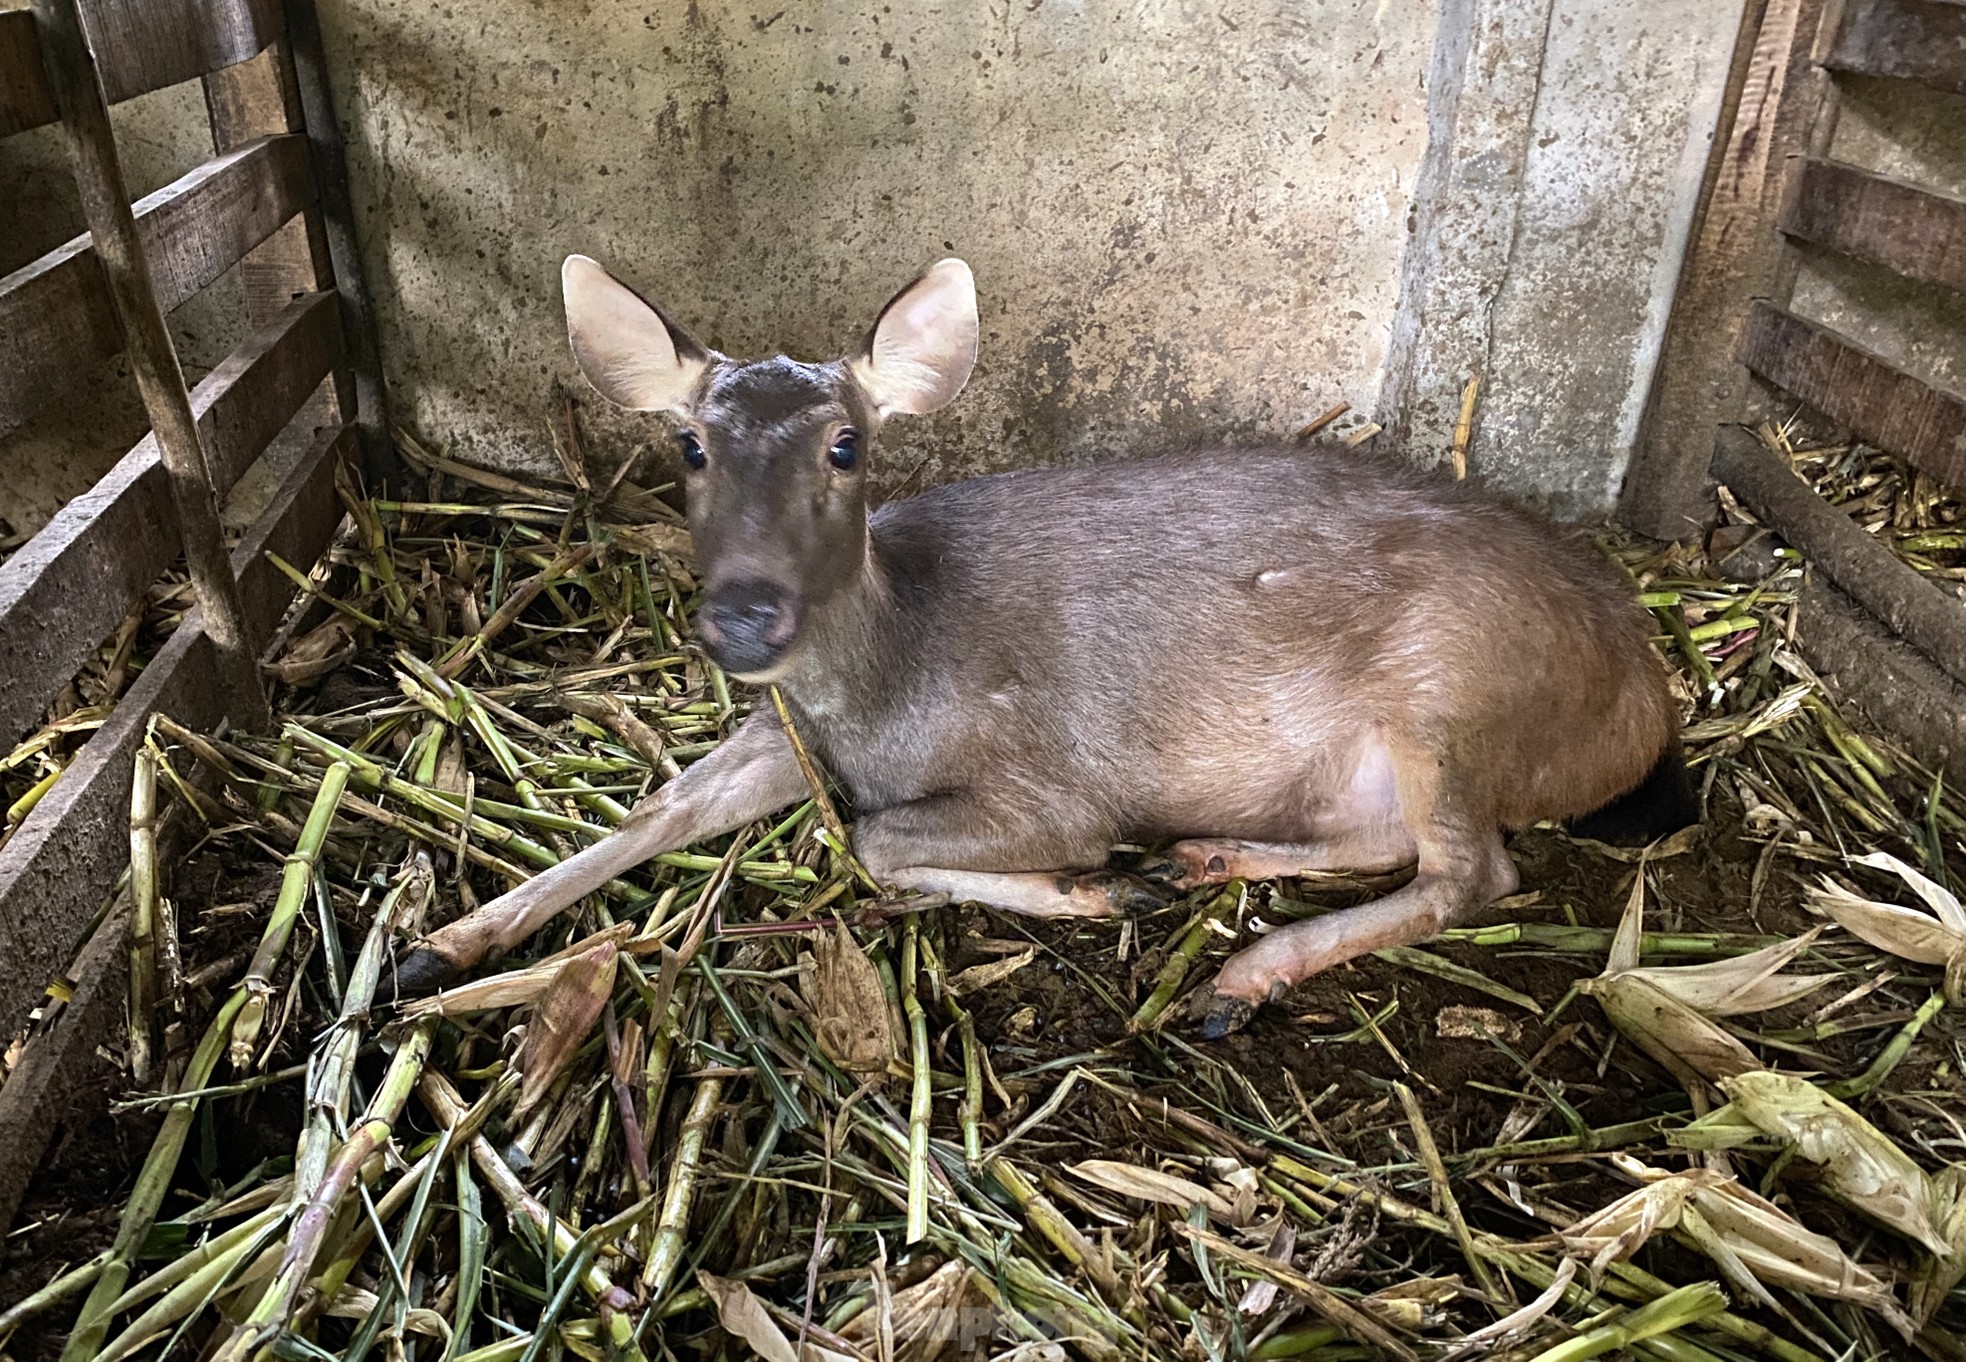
[562,255,711,413]
[850,258,977,417]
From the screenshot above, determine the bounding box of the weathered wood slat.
[0,622,221,1046]
[1618,0,1837,539]
[0,132,313,439]
[1825,0,1966,97]
[0,416,347,1046]
[1782,157,1966,294]
[88,0,285,106]
[1737,300,1966,488]
[0,902,131,1235]
[0,9,56,138]
[1797,577,1966,784]
[233,421,355,639]
[1712,425,1966,685]
[0,292,340,748]
[0,0,282,139]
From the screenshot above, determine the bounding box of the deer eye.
[678,430,706,471]
[828,429,860,472]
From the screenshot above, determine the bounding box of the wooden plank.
[1712,425,1966,684]
[0,901,130,1234]
[204,42,333,325]
[0,0,283,141]
[1738,300,1966,486]
[0,292,340,748]
[32,0,267,724]
[0,622,221,1045]
[0,9,57,138]
[0,416,350,1224]
[233,421,355,640]
[0,132,313,440]
[1797,577,1966,784]
[0,409,346,1041]
[1825,0,1966,97]
[88,0,285,106]
[1619,0,1839,539]
[1782,157,1966,293]
[284,0,395,488]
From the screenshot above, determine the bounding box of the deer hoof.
[1139,840,1239,890]
[1189,987,1256,1039]
[390,945,461,999]
[1077,870,1173,916]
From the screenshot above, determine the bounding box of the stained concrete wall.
[0,0,1752,533]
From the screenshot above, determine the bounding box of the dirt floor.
[4,430,1966,1362]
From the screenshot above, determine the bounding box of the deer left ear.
[849,258,978,418]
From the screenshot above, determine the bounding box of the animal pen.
[0,0,1962,1360]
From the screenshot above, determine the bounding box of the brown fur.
[393,258,1685,1036]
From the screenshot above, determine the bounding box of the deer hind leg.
[1144,826,1419,889]
[854,793,1169,919]
[1188,743,1516,1038]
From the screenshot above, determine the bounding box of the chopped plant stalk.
[128,744,161,1084]
[1131,882,1241,1032]
[229,760,351,1069]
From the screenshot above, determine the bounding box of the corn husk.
[1068,1160,1239,1223]
[1581,864,1828,1089]
[1808,852,1966,1000]
[839,1259,988,1362]
[1559,1156,1909,1331]
[800,917,901,1077]
[515,939,619,1117]
[1911,1167,1966,1323]
[698,1272,860,1362]
[1682,1071,1952,1255]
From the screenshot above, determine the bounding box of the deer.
[391,254,1695,1036]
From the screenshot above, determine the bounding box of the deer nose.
[698,580,799,675]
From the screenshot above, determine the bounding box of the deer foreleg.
[392,710,807,993]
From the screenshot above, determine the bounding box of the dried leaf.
[946,946,1037,997]
[267,617,357,686]
[1068,1160,1238,1222]
[1809,875,1966,969]
[839,1259,985,1362]
[698,1271,859,1362]
[1618,929,1833,1016]
[516,940,618,1117]
[801,919,900,1077]
[1850,852,1966,932]
[1910,1166,1966,1324]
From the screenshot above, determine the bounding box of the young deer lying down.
[394,256,1694,1035]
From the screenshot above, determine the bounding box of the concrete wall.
[0,0,1751,533]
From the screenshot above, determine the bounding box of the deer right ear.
[561,255,710,413]
[851,258,978,418]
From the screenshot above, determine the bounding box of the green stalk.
[1130,883,1241,1032]
[418,1072,644,1357]
[211,1018,439,1362]
[1825,989,1947,1099]
[643,1037,725,1300]
[1525,1283,1727,1362]
[127,746,160,1085]
[229,761,351,1068]
[903,915,932,1242]
[60,988,248,1362]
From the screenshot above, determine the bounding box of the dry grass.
[3,426,1965,1362]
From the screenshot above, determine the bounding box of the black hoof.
[1189,989,1256,1040]
[1083,870,1174,915]
[390,946,461,999]
[1136,855,1184,886]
